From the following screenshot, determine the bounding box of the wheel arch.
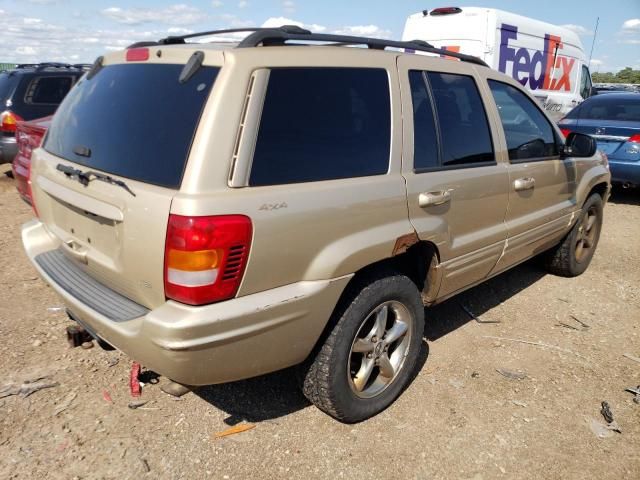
[304,239,441,363]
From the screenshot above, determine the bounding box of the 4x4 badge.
[259,202,288,211]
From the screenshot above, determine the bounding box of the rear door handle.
[419,190,451,207]
[62,239,88,264]
[514,177,536,191]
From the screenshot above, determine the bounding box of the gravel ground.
[0,167,639,480]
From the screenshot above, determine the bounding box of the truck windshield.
[44,63,219,189]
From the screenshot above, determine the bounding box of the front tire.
[301,271,425,423]
[544,193,603,277]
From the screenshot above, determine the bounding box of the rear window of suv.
[44,63,219,189]
[249,68,391,186]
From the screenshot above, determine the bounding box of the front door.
[483,77,576,274]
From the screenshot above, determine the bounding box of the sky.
[0,0,639,72]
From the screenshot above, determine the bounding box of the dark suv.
[0,63,88,165]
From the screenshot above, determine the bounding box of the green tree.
[592,68,640,84]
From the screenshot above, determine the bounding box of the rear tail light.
[13,122,45,216]
[560,128,572,138]
[628,134,640,143]
[0,110,23,133]
[164,215,252,305]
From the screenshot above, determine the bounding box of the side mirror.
[563,132,597,158]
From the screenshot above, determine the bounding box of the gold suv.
[21,26,610,422]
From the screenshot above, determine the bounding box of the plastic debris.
[0,378,58,399]
[625,386,640,404]
[599,401,622,433]
[81,341,94,350]
[47,307,64,313]
[213,423,256,439]
[587,417,617,439]
[140,458,151,473]
[53,391,78,416]
[102,389,114,404]
[600,401,614,423]
[623,353,640,364]
[130,362,141,398]
[1,372,58,399]
[496,368,526,380]
[128,400,149,410]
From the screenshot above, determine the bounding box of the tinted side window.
[25,76,73,104]
[249,68,390,186]
[409,71,439,170]
[488,80,558,161]
[427,72,494,166]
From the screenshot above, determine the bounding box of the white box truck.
[402,6,595,120]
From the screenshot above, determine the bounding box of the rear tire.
[301,271,425,423]
[544,193,603,277]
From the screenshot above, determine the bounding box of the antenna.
[588,17,599,67]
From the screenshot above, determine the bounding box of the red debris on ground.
[102,389,113,404]
[130,362,141,398]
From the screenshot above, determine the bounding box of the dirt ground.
[0,166,638,480]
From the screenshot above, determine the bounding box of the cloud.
[560,24,593,36]
[261,17,392,39]
[618,18,640,44]
[261,17,326,32]
[622,18,640,31]
[101,4,207,26]
[332,25,393,39]
[282,1,295,14]
[212,0,224,6]
[238,1,248,8]
[0,8,178,63]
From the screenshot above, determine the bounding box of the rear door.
[398,56,509,299]
[482,75,575,274]
[31,60,221,309]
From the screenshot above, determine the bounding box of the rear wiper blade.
[84,171,136,197]
[56,163,136,197]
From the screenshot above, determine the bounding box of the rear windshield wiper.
[56,163,136,197]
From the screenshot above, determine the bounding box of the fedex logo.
[498,23,575,92]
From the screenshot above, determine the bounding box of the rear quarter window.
[249,68,391,186]
[24,76,74,105]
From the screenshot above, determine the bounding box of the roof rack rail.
[153,25,307,46]
[135,25,488,67]
[237,27,488,67]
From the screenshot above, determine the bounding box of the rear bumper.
[610,160,640,186]
[22,219,351,385]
